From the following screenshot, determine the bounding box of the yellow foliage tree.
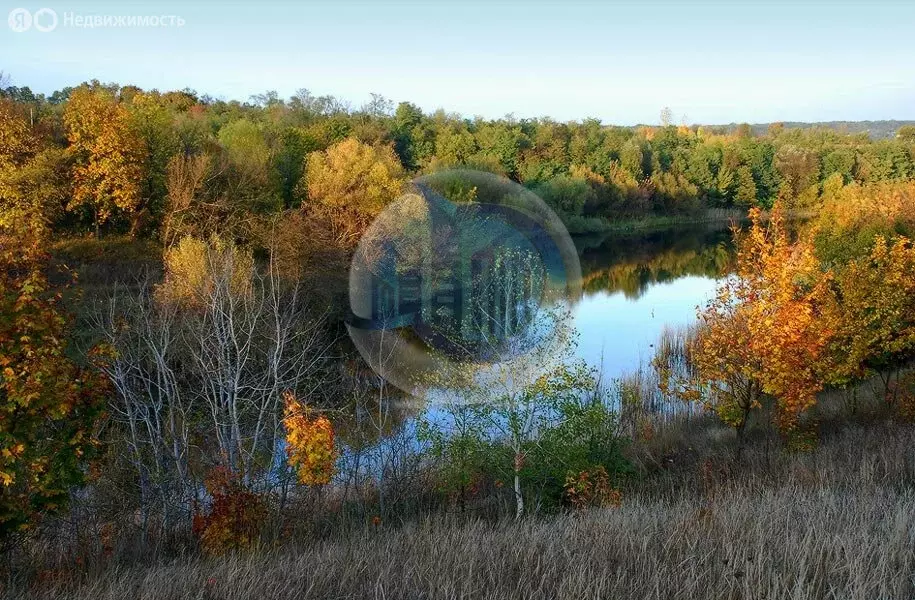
[0,99,45,230]
[823,235,915,397]
[0,100,34,188]
[63,86,146,234]
[282,391,336,485]
[156,235,254,308]
[302,138,405,248]
[813,180,915,241]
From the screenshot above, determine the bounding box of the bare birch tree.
[91,235,330,532]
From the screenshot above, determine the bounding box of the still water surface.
[570,223,734,378]
[341,223,737,469]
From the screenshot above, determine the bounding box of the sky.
[2,0,914,125]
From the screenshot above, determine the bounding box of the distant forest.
[3,75,915,243]
[742,120,915,140]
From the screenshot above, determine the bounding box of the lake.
[350,222,737,465]
[570,223,735,379]
[332,222,739,473]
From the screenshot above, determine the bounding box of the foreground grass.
[11,420,915,600]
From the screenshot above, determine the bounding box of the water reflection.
[335,224,739,479]
[576,223,736,300]
[570,223,736,379]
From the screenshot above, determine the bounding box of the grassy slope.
[15,407,915,599]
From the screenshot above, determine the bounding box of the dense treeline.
[3,79,915,241]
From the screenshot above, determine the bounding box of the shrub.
[563,466,623,509]
[890,373,915,423]
[192,467,266,556]
[282,391,337,486]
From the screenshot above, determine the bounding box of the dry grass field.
[10,417,915,600]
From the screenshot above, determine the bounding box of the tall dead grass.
[10,421,915,600]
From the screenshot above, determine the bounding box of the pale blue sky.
[2,0,914,124]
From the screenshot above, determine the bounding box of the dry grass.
[10,420,915,600]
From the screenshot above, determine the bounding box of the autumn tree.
[1,149,71,232]
[0,225,106,537]
[128,92,180,233]
[811,180,915,265]
[156,234,254,308]
[0,100,34,182]
[302,138,405,248]
[0,97,78,235]
[0,100,38,225]
[94,233,330,520]
[63,86,146,235]
[675,205,832,435]
[161,152,212,248]
[823,235,915,401]
[282,391,336,486]
[192,466,265,555]
[672,288,763,437]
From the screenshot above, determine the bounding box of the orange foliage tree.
[563,466,623,509]
[0,224,107,537]
[282,391,336,486]
[681,205,833,434]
